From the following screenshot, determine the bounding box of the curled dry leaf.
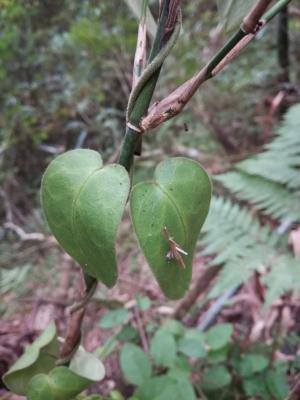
[289,228,300,259]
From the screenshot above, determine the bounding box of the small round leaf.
[150,330,177,367]
[205,323,233,350]
[120,343,151,386]
[202,365,232,392]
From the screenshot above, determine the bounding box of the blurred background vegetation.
[1,1,300,399]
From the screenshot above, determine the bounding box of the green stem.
[141,0,149,22]
[118,127,140,171]
[277,4,289,81]
[84,272,97,293]
[118,0,174,171]
[205,30,246,77]
[206,0,292,77]
[264,0,292,21]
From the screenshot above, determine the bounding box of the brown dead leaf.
[289,228,300,259]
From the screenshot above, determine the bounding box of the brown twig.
[134,306,149,353]
[132,17,147,87]
[163,0,180,42]
[210,29,263,77]
[4,221,45,241]
[262,90,287,140]
[173,265,219,320]
[285,375,300,400]
[22,296,68,307]
[57,271,94,365]
[241,0,272,33]
[68,280,98,314]
[269,305,283,367]
[57,307,84,365]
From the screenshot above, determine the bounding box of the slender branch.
[57,308,84,366]
[141,0,293,131]
[197,285,239,331]
[134,306,149,353]
[277,5,290,81]
[173,265,219,320]
[118,0,180,171]
[241,0,272,33]
[57,272,97,365]
[206,30,245,75]
[285,375,300,400]
[68,279,98,314]
[264,0,291,21]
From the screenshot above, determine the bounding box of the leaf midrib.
[155,182,188,244]
[70,166,103,263]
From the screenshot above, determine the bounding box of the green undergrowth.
[82,300,300,400]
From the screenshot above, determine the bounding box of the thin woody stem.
[58,272,96,365]
[241,0,272,32]
[68,279,98,314]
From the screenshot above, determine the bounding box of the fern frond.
[198,104,300,303]
[262,255,300,304]
[199,197,295,300]
[215,171,300,222]
[237,103,300,190]
[201,196,281,262]
[208,258,260,299]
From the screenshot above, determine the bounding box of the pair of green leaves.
[41,149,211,299]
[3,322,105,399]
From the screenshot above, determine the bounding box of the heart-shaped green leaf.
[3,322,59,395]
[41,149,130,287]
[130,157,211,299]
[27,346,105,400]
[27,368,87,400]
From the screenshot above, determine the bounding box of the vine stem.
[58,272,96,365]
[119,0,181,171]
[173,265,219,320]
[140,0,293,131]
